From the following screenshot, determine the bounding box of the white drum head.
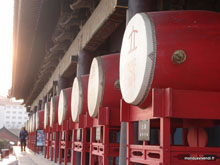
[71,77,83,122]
[28,120,30,133]
[30,117,32,132]
[120,13,156,105]
[30,116,33,132]
[44,103,49,129]
[36,111,39,129]
[50,98,56,127]
[58,90,67,125]
[33,113,36,131]
[87,57,104,117]
[27,120,29,132]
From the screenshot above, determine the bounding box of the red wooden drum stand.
[70,119,91,165]
[43,102,51,159]
[71,75,91,165]
[87,54,121,164]
[58,88,72,165]
[121,88,220,165]
[119,10,220,165]
[49,96,60,162]
[28,113,37,152]
[35,110,44,154]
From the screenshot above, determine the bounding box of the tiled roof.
[0,127,19,143]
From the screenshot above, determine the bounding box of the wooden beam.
[30,0,127,109]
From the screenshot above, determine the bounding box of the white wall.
[0,104,5,128]
[3,104,28,129]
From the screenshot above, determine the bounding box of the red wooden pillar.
[182,128,188,146]
[43,135,46,157]
[160,118,171,164]
[55,131,59,163]
[51,133,54,161]
[72,130,76,165]
[126,122,134,165]
[81,128,86,165]
[103,125,109,164]
[64,129,68,165]
[47,132,50,159]
[59,132,62,164]
[90,127,96,165]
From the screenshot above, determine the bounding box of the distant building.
[0,96,28,130]
[0,127,19,145]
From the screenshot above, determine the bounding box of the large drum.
[36,110,44,130]
[29,116,32,132]
[28,120,31,133]
[44,102,50,129]
[87,54,121,117]
[71,75,89,122]
[120,11,220,108]
[58,88,72,125]
[26,120,30,133]
[28,119,31,133]
[32,113,36,132]
[29,114,33,132]
[50,96,59,127]
[25,121,28,132]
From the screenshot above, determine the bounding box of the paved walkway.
[13,146,59,165]
[0,152,18,165]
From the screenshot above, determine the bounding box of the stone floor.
[13,146,58,165]
[0,152,18,165]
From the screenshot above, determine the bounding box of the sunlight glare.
[0,1,13,96]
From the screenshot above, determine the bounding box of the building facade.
[0,96,28,129]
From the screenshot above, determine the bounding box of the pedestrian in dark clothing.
[19,127,28,152]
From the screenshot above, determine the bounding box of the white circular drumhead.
[71,77,83,122]
[28,120,30,132]
[120,13,156,105]
[50,98,56,127]
[29,120,31,132]
[33,113,36,131]
[58,90,67,125]
[44,103,49,129]
[30,115,33,132]
[25,121,27,130]
[36,111,39,129]
[27,121,29,132]
[88,57,104,117]
[30,117,32,132]
[27,120,29,132]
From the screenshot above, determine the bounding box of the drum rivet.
[114,80,120,89]
[172,50,186,64]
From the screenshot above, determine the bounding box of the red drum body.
[71,75,89,122]
[50,96,59,127]
[36,110,44,130]
[88,54,121,117]
[58,88,72,125]
[120,11,220,108]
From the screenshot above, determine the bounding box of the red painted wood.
[122,88,220,164]
[37,110,44,129]
[143,11,220,108]
[88,54,121,117]
[187,128,208,147]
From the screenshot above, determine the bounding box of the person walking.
[19,127,28,152]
